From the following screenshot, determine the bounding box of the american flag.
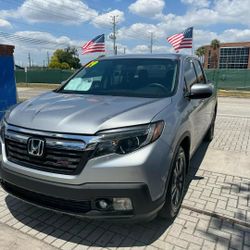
[167,27,193,52]
[81,34,105,55]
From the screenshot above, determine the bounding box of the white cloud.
[1,0,98,25]
[213,0,250,25]
[128,44,171,54]
[161,0,250,30]
[181,0,210,8]
[219,29,250,42]
[15,31,82,47]
[0,0,126,28]
[0,19,12,28]
[181,28,250,48]
[118,23,165,40]
[128,0,165,18]
[92,9,125,28]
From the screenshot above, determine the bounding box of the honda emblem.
[27,138,45,157]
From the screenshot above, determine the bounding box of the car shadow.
[185,141,210,186]
[5,142,210,248]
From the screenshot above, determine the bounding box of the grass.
[17,83,60,89]
[218,89,250,98]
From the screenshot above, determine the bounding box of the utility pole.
[47,51,50,66]
[150,32,153,54]
[124,47,126,54]
[28,52,31,68]
[110,15,118,55]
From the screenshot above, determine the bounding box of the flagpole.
[192,27,194,56]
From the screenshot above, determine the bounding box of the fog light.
[96,199,111,210]
[113,198,133,211]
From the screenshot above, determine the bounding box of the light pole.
[110,15,119,55]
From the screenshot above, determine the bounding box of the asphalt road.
[17,87,50,100]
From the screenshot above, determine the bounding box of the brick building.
[203,42,250,69]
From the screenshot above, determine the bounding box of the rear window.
[60,58,179,98]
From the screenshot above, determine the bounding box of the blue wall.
[0,55,17,120]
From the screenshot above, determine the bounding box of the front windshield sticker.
[85,60,99,68]
[64,78,92,91]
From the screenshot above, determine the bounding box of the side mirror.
[188,84,214,99]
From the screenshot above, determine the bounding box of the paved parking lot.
[0,93,250,250]
[17,87,49,100]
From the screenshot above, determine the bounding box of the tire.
[158,146,186,220]
[204,109,217,142]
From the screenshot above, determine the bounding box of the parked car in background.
[0,54,217,221]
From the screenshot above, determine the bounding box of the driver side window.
[193,60,206,84]
[184,59,197,90]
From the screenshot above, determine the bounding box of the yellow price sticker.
[86,61,99,68]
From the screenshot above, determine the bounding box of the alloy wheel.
[171,153,185,208]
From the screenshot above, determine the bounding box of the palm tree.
[211,39,220,50]
[195,46,206,63]
[210,39,221,68]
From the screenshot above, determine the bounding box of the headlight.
[93,121,164,157]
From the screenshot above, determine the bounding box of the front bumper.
[0,166,164,221]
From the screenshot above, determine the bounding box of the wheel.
[158,146,186,219]
[204,109,217,142]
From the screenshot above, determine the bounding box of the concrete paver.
[0,221,56,250]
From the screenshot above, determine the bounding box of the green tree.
[195,46,206,58]
[210,39,221,69]
[48,47,81,69]
[48,61,62,69]
[195,46,206,63]
[61,62,70,69]
[211,39,220,50]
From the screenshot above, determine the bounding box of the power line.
[0,31,79,48]
[0,0,98,26]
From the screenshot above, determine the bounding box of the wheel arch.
[158,131,191,219]
[179,135,191,174]
[163,131,191,196]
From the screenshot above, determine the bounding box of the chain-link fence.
[205,69,250,90]
[15,69,75,84]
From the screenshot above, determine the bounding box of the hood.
[7,91,171,134]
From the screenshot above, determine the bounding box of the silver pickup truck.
[0,54,217,222]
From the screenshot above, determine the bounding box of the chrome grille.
[4,126,94,175]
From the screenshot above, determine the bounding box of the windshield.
[60,58,179,98]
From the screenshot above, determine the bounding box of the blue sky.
[0,0,249,66]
